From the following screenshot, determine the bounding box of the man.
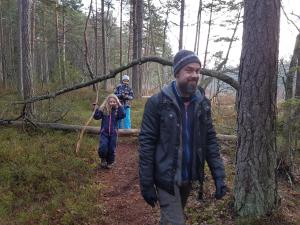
[114,75,134,129]
[139,50,227,225]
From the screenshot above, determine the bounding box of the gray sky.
[82,0,300,67]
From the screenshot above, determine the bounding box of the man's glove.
[214,178,227,200]
[141,186,158,207]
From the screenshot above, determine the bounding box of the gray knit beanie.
[173,50,201,76]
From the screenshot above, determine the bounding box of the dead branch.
[15,56,238,105]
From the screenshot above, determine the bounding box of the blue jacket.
[114,83,134,107]
[93,107,126,136]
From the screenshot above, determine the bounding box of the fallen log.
[0,120,237,140]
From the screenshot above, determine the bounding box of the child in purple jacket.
[93,94,125,169]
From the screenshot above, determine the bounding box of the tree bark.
[31,0,35,77]
[203,0,213,69]
[61,2,66,86]
[0,1,6,88]
[132,0,139,96]
[18,0,23,96]
[101,0,108,90]
[194,0,202,55]
[42,9,49,84]
[137,0,144,96]
[234,0,280,217]
[294,34,300,97]
[119,0,123,82]
[178,0,185,50]
[55,0,61,82]
[21,0,34,115]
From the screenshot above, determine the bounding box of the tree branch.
[281,2,300,33]
[16,56,239,104]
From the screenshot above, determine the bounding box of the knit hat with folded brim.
[173,50,201,76]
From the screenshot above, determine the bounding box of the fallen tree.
[0,120,237,140]
[16,56,239,105]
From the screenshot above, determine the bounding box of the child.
[93,94,125,169]
[114,75,134,129]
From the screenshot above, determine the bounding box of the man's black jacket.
[139,82,225,195]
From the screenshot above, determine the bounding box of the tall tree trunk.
[137,0,144,96]
[43,9,49,84]
[162,8,169,85]
[234,0,280,217]
[55,0,61,82]
[61,3,66,86]
[203,0,213,69]
[95,0,98,77]
[194,0,202,55]
[285,34,300,99]
[293,34,300,97]
[119,0,123,82]
[21,0,34,115]
[101,0,107,90]
[31,0,35,77]
[0,1,6,88]
[132,0,139,96]
[18,0,23,96]
[179,0,185,50]
[128,0,134,67]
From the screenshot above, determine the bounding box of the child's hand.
[92,103,99,110]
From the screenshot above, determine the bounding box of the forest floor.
[1,89,299,225]
[93,138,300,225]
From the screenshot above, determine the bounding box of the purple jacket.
[93,107,126,136]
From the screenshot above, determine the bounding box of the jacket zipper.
[109,113,112,136]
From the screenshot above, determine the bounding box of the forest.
[0,0,299,224]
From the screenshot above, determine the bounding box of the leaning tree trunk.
[234,0,280,217]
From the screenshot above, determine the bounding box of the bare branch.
[281,2,300,33]
[15,56,238,105]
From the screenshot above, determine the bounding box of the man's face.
[175,63,201,96]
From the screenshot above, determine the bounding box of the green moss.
[0,127,101,225]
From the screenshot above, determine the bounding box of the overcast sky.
[81,0,300,67]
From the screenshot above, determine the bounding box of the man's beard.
[178,82,197,96]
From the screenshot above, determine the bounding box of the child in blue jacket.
[114,75,134,129]
[93,94,125,169]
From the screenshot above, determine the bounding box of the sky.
[81,0,300,67]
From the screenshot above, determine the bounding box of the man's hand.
[141,186,158,207]
[214,179,227,200]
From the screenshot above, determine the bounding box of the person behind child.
[114,75,134,129]
[93,94,125,169]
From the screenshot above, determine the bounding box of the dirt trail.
[95,142,159,225]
